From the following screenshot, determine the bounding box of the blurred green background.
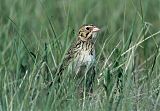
[0,0,160,111]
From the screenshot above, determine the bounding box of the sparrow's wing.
[63,39,82,66]
[57,39,81,81]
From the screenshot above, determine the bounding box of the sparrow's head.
[78,24,100,41]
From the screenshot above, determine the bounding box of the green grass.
[0,0,160,110]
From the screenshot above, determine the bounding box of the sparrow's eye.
[86,27,89,30]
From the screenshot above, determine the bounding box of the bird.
[57,24,100,96]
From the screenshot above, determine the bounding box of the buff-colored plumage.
[58,24,100,94]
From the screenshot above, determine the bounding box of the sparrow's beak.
[92,26,100,32]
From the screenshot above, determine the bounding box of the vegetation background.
[0,0,160,110]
